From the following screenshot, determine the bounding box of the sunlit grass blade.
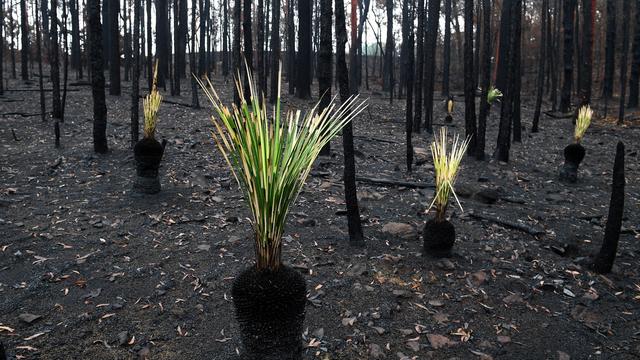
[575,105,593,143]
[143,60,162,139]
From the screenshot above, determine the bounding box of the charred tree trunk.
[257,0,265,95]
[124,4,131,82]
[50,0,62,120]
[442,0,451,97]
[335,0,364,247]
[602,0,615,103]
[131,0,141,146]
[627,2,640,108]
[233,0,242,104]
[560,0,576,113]
[578,0,593,108]
[511,0,522,142]
[473,0,481,90]
[269,0,281,102]
[1,0,5,95]
[61,0,69,119]
[243,0,253,101]
[70,0,82,78]
[35,0,45,121]
[222,0,229,76]
[88,0,108,153]
[413,0,424,133]
[199,0,207,76]
[296,0,312,98]
[20,0,29,80]
[403,0,414,171]
[476,0,491,160]
[463,0,476,155]
[318,0,332,155]
[382,0,393,92]
[549,0,559,111]
[173,0,181,95]
[191,0,200,107]
[146,0,152,90]
[592,142,625,274]
[532,0,548,133]
[618,0,630,125]
[422,0,441,134]
[109,0,121,95]
[157,0,169,88]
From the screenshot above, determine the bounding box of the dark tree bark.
[0,0,4,95]
[109,0,121,95]
[199,0,207,76]
[442,0,451,97]
[35,0,45,121]
[269,0,281,102]
[180,0,188,76]
[493,0,517,162]
[50,0,62,120]
[335,0,364,247]
[102,0,110,67]
[403,0,414,171]
[286,0,296,94]
[156,0,169,88]
[618,0,630,125]
[124,3,131,82]
[296,0,312,98]
[413,0,424,132]
[10,5,16,79]
[131,0,141,146]
[532,0,548,133]
[473,0,480,89]
[41,0,48,45]
[318,0,332,155]
[147,0,153,90]
[463,0,476,155]
[560,0,576,113]
[422,0,441,134]
[88,0,108,153]
[61,0,69,119]
[592,142,625,274]
[20,0,29,80]
[233,0,242,104]
[602,0,615,103]
[70,0,82,78]
[511,0,522,142]
[223,0,230,77]
[475,0,491,160]
[382,0,393,92]
[549,0,559,111]
[257,0,265,95]
[578,0,593,108]
[173,0,181,95]
[191,0,200,107]
[627,2,640,108]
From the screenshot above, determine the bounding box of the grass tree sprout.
[574,105,593,144]
[427,127,471,222]
[447,98,454,116]
[487,87,503,105]
[197,66,367,270]
[143,62,162,139]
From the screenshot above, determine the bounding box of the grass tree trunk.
[318,0,332,155]
[602,0,615,105]
[20,0,29,81]
[131,0,141,146]
[413,0,424,133]
[109,0,121,95]
[336,0,364,247]
[592,142,625,274]
[269,0,280,102]
[627,2,640,108]
[50,0,62,120]
[532,0,548,133]
[442,0,451,97]
[88,0,108,153]
[560,0,576,113]
[296,0,312,99]
[618,0,631,125]
[463,0,476,155]
[475,0,491,160]
[422,0,441,134]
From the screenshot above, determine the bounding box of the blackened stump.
[423,219,456,258]
[232,265,307,360]
[592,141,625,274]
[559,143,586,183]
[133,138,165,194]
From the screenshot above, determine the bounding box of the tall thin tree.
[318,0,332,155]
[463,0,476,154]
[50,0,62,120]
[413,0,424,132]
[20,0,29,80]
[442,0,451,97]
[475,0,491,160]
[35,0,45,121]
[618,0,631,125]
[269,0,281,102]
[627,2,640,108]
[532,0,548,133]
[296,0,312,98]
[422,0,441,134]
[131,0,141,145]
[88,0,108,153]
[560,0,576,113]
[109,0,121,95]
[602,0,615,109]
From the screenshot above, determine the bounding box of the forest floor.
[1,76,639,360]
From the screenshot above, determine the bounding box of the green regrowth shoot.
[487,87,503,105]
[143,61,162,139]
[197,65,367,270]
[574,105,593,144]
[427,127,471,222]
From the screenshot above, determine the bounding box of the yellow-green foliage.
[447,98,454,115]
[574,105,593,143]
[428,127,471,222]
[197,65,367,269]
[487,87,503,105]
[143,62,162,139]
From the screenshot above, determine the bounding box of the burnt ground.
[1,76,639,360]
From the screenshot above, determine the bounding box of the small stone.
[436,258,455,271]
[469,271,488,286]
[393,289,410,298]
[18,313,42,324]
[117,331,129,346]
[381,222,417,240]
[398,328,413,336]
[371,326,386,335]
[557,351,571,360]
[406,340,421,352]
[297,218,317,227]
[138,346,151,359]
[197,244,210,251]
[497,335,511,344]
[369,343,386,359]
[502,293,523,304]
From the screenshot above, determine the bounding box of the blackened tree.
[511,0,522,142]
[191,0,200,107]
[257,0,265,95]
[463,0,476,154]
[35,0,45,121]
[602,0,615,107]
[20,0,29,80]
[578,0,593,107]
[296,0,312,98]
[269,0,281,102]
[286,0,296,94]
[618,0,630,125]
[222,0,229,76]
[422,0,441,134]
[382,0,393,92]
[627,2,640,108]
[51,0,62,119]
[403,0,414,171]
[156,0,169,88]
[413,0,424,132]
[442,0,451,97]
[109,0,121,95]
[146,0,153,89]
[131,0,141,145]
[532,0,548,133]
[70,0,82,78]
[233,0,242,104]
[88,0,108,153]
[243,0,253,101]
[560,0,576,113]
[1,0,4,95]
[318,0,332,155]
[475,0,491,160]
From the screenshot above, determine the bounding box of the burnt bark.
[578,0,593,107]
[191,0,200,108]
[463,0,476,155]
[233,0,242,105]
[422,0,441,134]
[35,0,45,121]
[442,0,451,97]
[413,0,424,132]
[20,0,29,80]
[318,0,332,155]
[50,0,62,119]
[296,0,312,98]
[70,0,82,78]
[243,0,253,101]
[618,0,630,125]
[269,0,281,102]
[602,0,615,102]
[109,0,121,95]
[131,0,141,146]
[382,0,393,92]
[403,0,414,171]
[156,0,169,88]
[559,0,576,113]
[627,1,640,108]
[475,0,491,160]
[532,0,548,133]
[88,0,108,153]
[223,0,229,76]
